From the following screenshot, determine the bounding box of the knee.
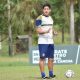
[39,58,45,65]
[48,58,53,62]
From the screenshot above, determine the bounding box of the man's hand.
[53,31,58,35]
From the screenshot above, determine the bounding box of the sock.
[41,72,45,78]
[49,70,53,77]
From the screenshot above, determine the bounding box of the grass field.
[0,64,80,80]
[0,50,80,80]
[0,53,80,80]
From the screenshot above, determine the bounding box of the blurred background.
[0,0,80,80]
[0,0,80,56]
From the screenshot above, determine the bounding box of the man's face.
[43,6,51,16]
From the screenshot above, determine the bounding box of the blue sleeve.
[35,20,42,27]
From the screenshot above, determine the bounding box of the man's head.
[42,3,51,16]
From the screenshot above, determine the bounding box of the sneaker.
[42,76,49,79]
[49,75,56,78]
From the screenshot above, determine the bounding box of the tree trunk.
[70,0,75,44]
[78,0,80,43]
[7,0,13,56]
[0,35,1,50]
[62,27,64,43]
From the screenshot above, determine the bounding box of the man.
[35,3,57,79]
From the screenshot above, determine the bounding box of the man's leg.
[38,44,48,78]
[39,58,45,78]
[47,44,55,78]
[48,58,54,77]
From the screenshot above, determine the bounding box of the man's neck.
[42,14,49,17]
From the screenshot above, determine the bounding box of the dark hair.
[42,3,51,9]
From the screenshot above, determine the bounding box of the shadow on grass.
[27,76,56,80]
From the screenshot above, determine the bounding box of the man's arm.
[36,27,50,34]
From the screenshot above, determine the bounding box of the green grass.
[0,53,29,67]
[0,65,80,80]
[0,53,80,80]
[0,52,80,80]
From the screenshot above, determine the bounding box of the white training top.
[36,15,54,44]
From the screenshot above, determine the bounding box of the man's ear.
[49,9,51,12]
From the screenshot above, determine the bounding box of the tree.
[74,0,80,43]
[70,0,75,44]
[79,0,80,43]
[11,0,37,36]
[7,0,13,56]
[0,0,8,50]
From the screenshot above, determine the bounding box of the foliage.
[0,0,80,44]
